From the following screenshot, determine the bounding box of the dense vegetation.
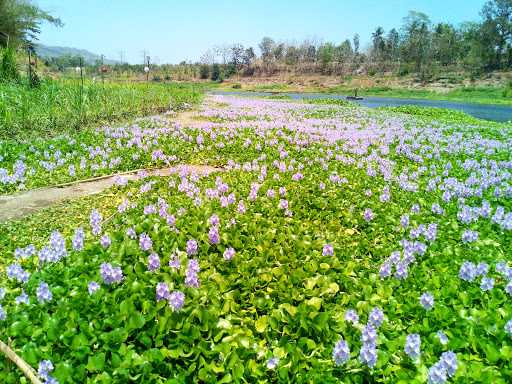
[0,96,511,383]
[0,79,203,140]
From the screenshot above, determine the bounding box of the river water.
[212,90,512,122]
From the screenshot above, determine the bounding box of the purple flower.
[36,282,52,304]
[0,305,5,321]
[38,360,54,380]
[400,214,410,228]
[139,233,153,251]
[332,338,350,366]
[505,319,512,336]
[459,261,477,282]
[480,277,494,291]
[436,331,448,345]
[186,239,198,256]
[208,227,220,245]
[405,334,421,360]
[379,262,392,279]
[461,230,478,243]
[169,252,181,269]
[72,227,85,251]
[88,281,100,295]
[90,209,102,236]
[369,307,384,328]
[15,290,29,305]
[148,253,161,272]
[505,281,512,296]
[361,324,378,345]
[359,343,377,368]
[100,263,123,285]
[126,227,136,239]
[100,234,111,249]
[185,259,200,288]
[439,351,458,377]
[363,208,374,222]
[266,356,279,370]
[6,263,30,284]
[322,244,334,256]
[476,262,489,276]
[209,214,220,227]
[420,292,434,310]
[344,309,359,324]
[156,282,170,301]
[279,199,289,210]
[428,361,447,384]
[223,247,235,261]
[168,291,185,311]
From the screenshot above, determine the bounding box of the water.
[212,90,512,122]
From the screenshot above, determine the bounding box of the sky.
[37,0,489,64]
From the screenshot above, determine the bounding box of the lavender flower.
[461,230,478,243]
[208,227,220,245]
[126,227,136,239]
[88,281,100,295]
[322,244,334,256]
[100,234,111,249]
[6,263,30,284]
[169,254,181,269]
[436,331,448,345]
[100,263,124,285]
[0,288,4,301]
[428,361,447,384]
[148,253,161,272]
[439,351,458,377]
[266,356,279,370]
[476,262,489,276]
[359,343,377,368]
[361,324,378,345]
[420,292,434,310]
[90,209,102,236]
[38,360,54,380]
[36,282,52,304]
[505,319,512,336]
[139,233,153,251]
[15,290,29,305]
[459,261,477,282]
[344,309,359,324]
[156,282,170,301]
[332,338,350,366]
[404,334,421,360]
[186,239,198,256]
[185,259,200,288]
[72,227,85,251]
[0,305,5,321]
[400,214,410,228]
[480,277,494,291]
[369,307,384,328]
[223,247,235,261]
[168,291,185,311]
[363,208,374,222]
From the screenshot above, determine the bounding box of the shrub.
[0,48,20,83]
[199,64,210,80]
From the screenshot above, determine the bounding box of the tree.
[353,33,360,55]
[259,37,275,64]
[0,0,62,47]
[371,26,386,61]
[481,0,512,68]
[432,23,460,66]
[199,64,209,79]
[401,11,432,72]
[210,63,221,81]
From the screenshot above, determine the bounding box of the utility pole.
[145,56,151,82]
[101,54,105,84]
[27,47,32,86]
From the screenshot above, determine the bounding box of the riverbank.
[208,74,512,106]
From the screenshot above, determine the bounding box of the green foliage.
[302,98,355,107]
[0,47,19,83]
[0,80,203,140]
[0,0,62,47]
[199,64,210,80]
[210,64,222,82]
[379,105,481,124]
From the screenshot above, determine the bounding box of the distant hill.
[34,44,118,65]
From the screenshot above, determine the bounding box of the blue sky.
[38,0,488,64]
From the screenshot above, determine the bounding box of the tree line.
[198,1,512,80]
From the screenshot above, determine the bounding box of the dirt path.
[0,164,222,222]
